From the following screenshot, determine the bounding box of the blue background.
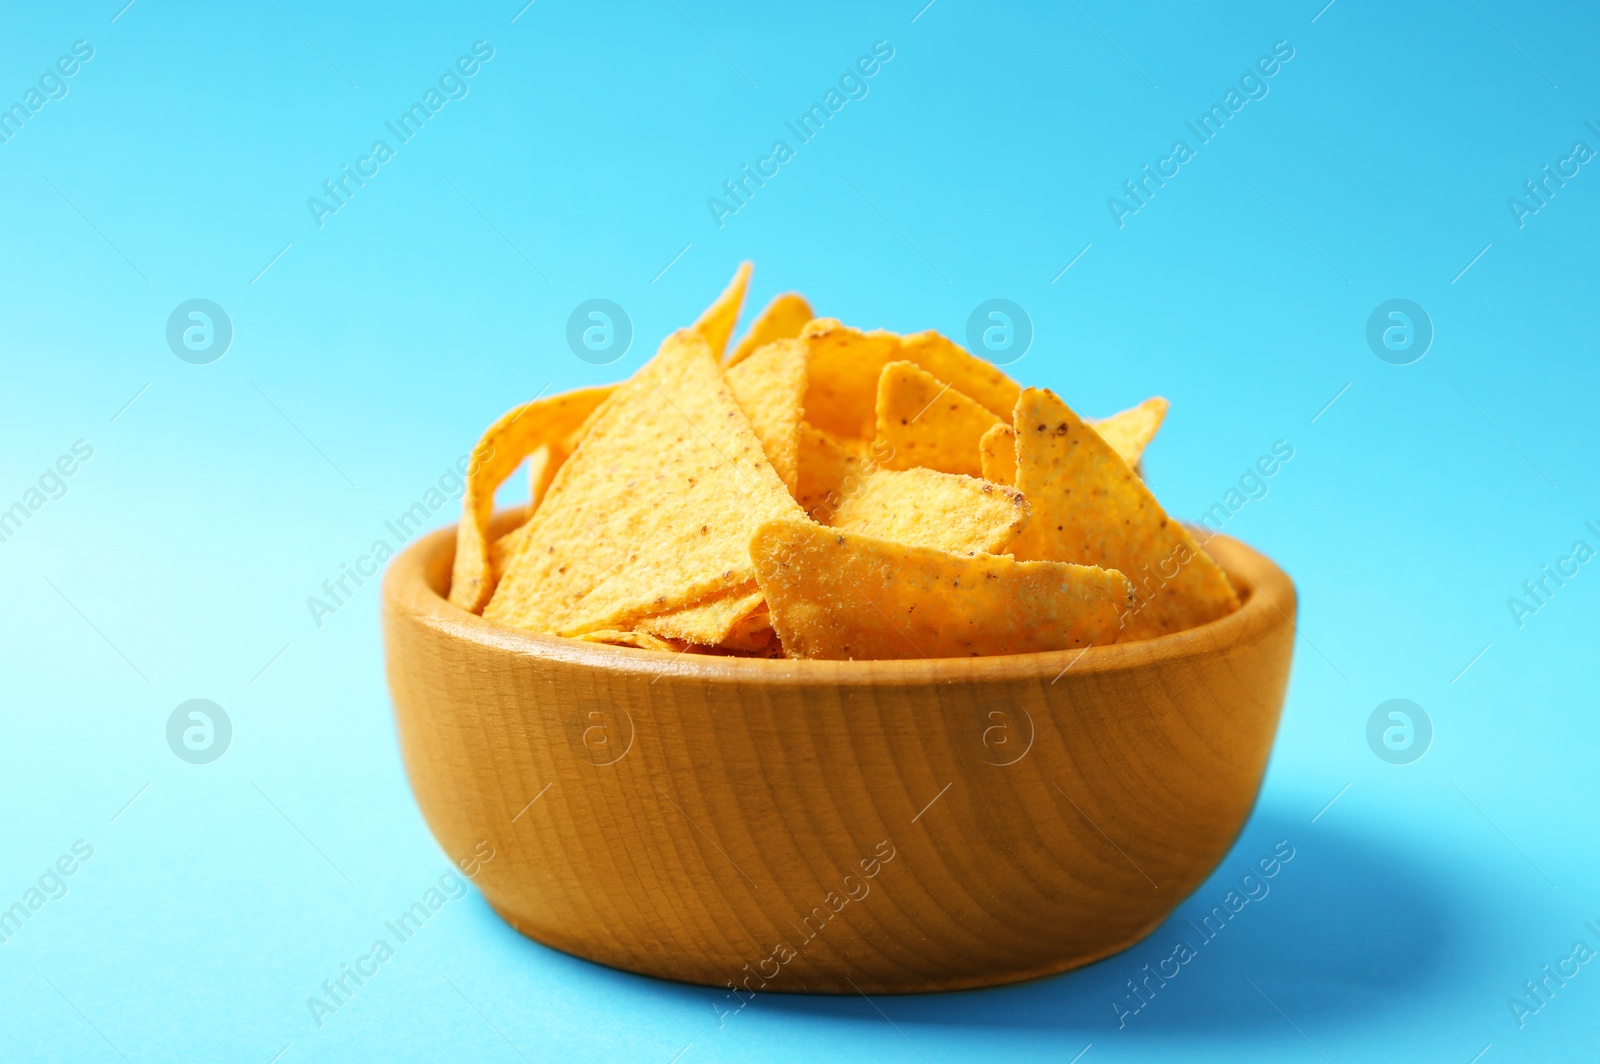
[2,0,1596,1060]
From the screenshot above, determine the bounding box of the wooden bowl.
[382,513,1295,995]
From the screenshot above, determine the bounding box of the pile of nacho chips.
[447,264,1240,659]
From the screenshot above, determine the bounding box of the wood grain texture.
[382,511,1296,995]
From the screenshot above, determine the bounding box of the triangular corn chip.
[1094,397,1170,466]
[801,319,1020,440]
[801,320,901,440]
[728,292,813,367]
[577,629,682,652]
[750,518,1133,659]
[485,329,803,638]
[525,445,554,510]
[977,400,1166,487]
[487,392,622,607]
[448,384,615,612]
[719,605,778,654]
[979,423,1017,485]
[796,423,866,521]
[874,362,1001,478]
[529,392,618,509]
[693,261,753,358]
[1007,388,1239,640]
[487,521,529,596]
[634,583,764,645]
[899,330,1020,424]
[831,468,1029,554]
[727,339,807,495]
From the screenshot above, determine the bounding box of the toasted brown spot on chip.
[1007,388,1239,641]
[830,467,1029,555]
[872,361,1001,479]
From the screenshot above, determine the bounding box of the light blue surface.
[2,1,1597,1060]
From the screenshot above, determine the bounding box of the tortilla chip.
[1007,388,1239,641]
[721,630,780,656]
[484,393,621,607]
[719,605,778,654]
[693,261,753,359]
[750,519,1133,659]
[977,399,1164,486]
[979,423,1017,485]
[530,395,619,508]
[484,329,803,640]
[448,385,616,612]
[874,361,1001,478]
[800,320,902,440]
[1094,397,1169,467]
[525,445,554,510]
[831,468,1030,554]
[899,330,1021,423]
[727,339,807,495]
[577,629,682,652]
[801,319,1020,440]
[728,292,813,367]
[796,423,873,521]
[634,583,764,645]
[487,522,529,595]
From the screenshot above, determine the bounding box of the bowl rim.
[383,515,1296,687]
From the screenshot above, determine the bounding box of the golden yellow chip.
[799,319,901,440]
[874,361,1001,478]
[979,423,1017,485]
[448,384,616,612]
[831,467,1029,554]
[719,605,778,654]
[801,319,1020,440]
[577,629,681,652]
[487,521,528,595]
[899,330,1020,423]
[1093,397,1170,466]
[635,583,764,645]
[727,339,807,495]
[452,263,1251,657]
[485,329,803,639]
[1007,388,1239,640]
[488,391,622,607]
[692,261,753,358]
[529,394,618,509]
[795,423,874,521]
[727,292,813,367]
[749,518,1133,659]
[525,444,554,511]
[975,399,1165,486]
